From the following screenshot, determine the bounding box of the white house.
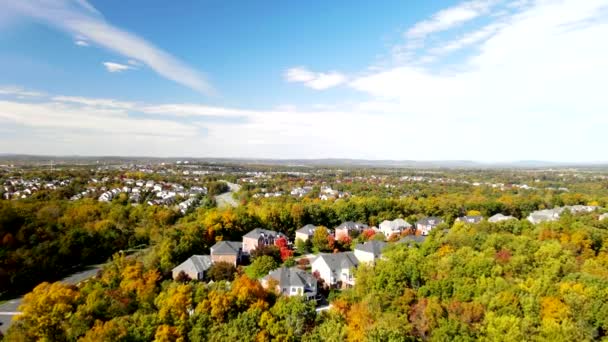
[379,219,412,238]
[488,213,516,223]
[312,252,359,287]
[599,213,608,221]
[261,267,317,300]
[295,224,318,242]
[416,217,444,236]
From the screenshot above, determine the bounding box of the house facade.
[416,217,444,235]
[171,255,213,281]
[312,252,359,287]
[456,215,484,224]
[242,228,286,255]
[210,241,242,266]
[335,221,369,240]
[379,218,412,238]
[261,267,317,300]
[354,240,387,264]
[295,224,318,242]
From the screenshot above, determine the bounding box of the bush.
[207,262,237,282]
[248,256,279,279]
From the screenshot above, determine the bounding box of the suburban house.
[335,221,369,240]
[242,228,287,255]
[261,267,317,301]
[416,217,444,235]
[172,255,213,281]
[398,235,427,246]
[456,215,484,224]
[210,241,242,266]
[312,252,359,287]
[295,224,318,242]
[379,218,412,238]
[354,240,387,264]
[599,213,608,221]
[488,213,516,223]
[527,208,561,224]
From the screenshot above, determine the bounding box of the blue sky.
[1,0,608,161]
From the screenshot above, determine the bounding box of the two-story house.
[378,218,412,238]
[171,255,213,281]
[334,221,368,240]
[210,241,242,266]
[261,267,317,301]
[295,224,318,242]
[416,217,444,236]
[242,228,287,255]
[354,240,387,264]
[311,252,359,288]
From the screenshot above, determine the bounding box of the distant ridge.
[1,154,607,169]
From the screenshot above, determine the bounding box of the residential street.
[0,264,104,334]
[215,182,241,208]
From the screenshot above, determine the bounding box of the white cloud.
[285,67,347,90]
[103,62,133,73]
[2,0,213,95]
[406,0,497,39]
[74,40,89,46]
[0,86,45,97]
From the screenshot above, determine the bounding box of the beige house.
[295,224,318,242]
[354,240,387,264]
[311,252,359,288]
[171,255,213,280]
[210,241,242,266]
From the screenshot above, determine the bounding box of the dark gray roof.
[336,221,369,231]
[398,235,427,245]
[416,217,444,226]
[316,252,359,270]
[173,255,213,274]
[355,240,387,256]
[211,241,242,255]
[263,267,316,288]
[243,228,285,239]
[296,224,318,235]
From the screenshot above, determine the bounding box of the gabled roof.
[173,255,213,274]
[416,217,444,226]
[315,252,359,271]
[355,240,387,256]
[379,219,412,231]
[296,224,318,235]
[336,221,368,231]
[398,235,427,245]
[263,267,316,288]
[488,213,516,222]
[243,228,285,239]
[211,241,242,255]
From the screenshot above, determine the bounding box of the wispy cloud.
[0,86,45,98]
[285,67,347,90]
[2,0,213,95]
[102,62,133,73]
[406,0,497,39]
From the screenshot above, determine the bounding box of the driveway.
[215,182,241,208]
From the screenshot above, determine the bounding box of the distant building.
[488,213,516,223]
[242,228,286,255]
[312,252,359,287]
[354,240,387,264]
[416,217,444,235]
[295,224,318,242]
[261,267,317,300]
[599,213,608,221]
[172,255,213,281]
[456,215,484,224]
[335,221,368,240]
[210,241,242,266]
[378,219,412,238]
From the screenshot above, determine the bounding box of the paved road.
[0,264,103,334]
[215,182,241,208]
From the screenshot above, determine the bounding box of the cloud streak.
[2,0,213,95]
[285,67,347,90]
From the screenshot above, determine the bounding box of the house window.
[282,288,287,293]
[292,288,296,293]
